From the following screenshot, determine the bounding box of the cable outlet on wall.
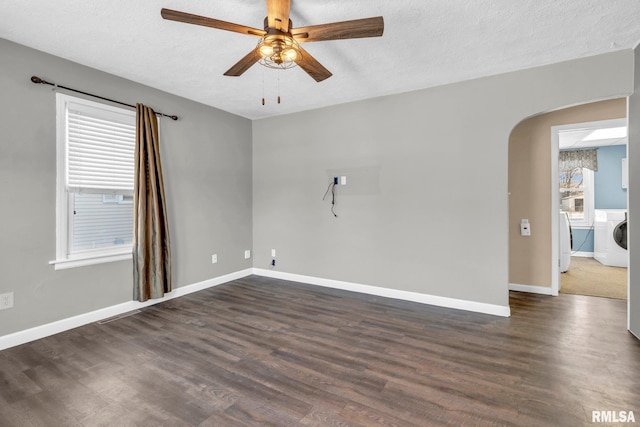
[520,219,531,237]
[0,292,14,310]
[244,250,251,259]
[211,254,218,264]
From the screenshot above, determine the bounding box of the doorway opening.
[552,118,629,300]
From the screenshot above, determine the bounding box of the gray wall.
[0,39,253,336]
[253,51,634,309]
[629,44,640,337]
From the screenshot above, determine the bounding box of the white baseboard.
[253,268,511,317]
[509,283,556,296]
[1,267,513,351]
[572,251,594,258]
[0,268,253,351]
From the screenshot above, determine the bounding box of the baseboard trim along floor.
[1,267,512,351]
[254,269,511,318]
[0,268,253,351]
[572,251,594,258]
[509,283,556,296]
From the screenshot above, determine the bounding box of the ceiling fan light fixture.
[256,35,301,70]
[258,44,274,57]
[282,47,298,61]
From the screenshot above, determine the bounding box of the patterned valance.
[559,148,598,172]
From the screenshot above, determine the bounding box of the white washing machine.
[594,209,628,268]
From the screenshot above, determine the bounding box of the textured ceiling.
[2,1,640,120]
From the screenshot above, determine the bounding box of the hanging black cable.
[30,76,178,120]
[322,180,338,217]
[331,183,337,217]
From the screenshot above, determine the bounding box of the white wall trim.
[0,268,253,351]
[509,283,556,296]
[551,119,628,297]
[1,267,514,351]
[253,268,511,317]
[551,124,561,296]
[572,251,594,258]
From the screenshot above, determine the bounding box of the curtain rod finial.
[170,115,178,121]
[31,76,42,84]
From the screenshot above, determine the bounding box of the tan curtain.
[133,104,171,302]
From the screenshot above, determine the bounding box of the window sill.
[50,250,132,270]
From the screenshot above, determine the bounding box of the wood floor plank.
[0,275,639,426]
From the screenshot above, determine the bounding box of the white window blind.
[67,106,136,194]
[53,93,136,269]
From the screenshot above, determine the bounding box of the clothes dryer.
[594,209,628,268]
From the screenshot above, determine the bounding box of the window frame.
[51,93,135,270]
[560,166,594,228]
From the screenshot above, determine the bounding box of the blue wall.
[572,144,627,254]
[572,227,595,252]
[595,145,627,209]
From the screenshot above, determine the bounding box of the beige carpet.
[561,256,627,299]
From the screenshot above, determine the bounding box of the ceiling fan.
[161,0,384,82]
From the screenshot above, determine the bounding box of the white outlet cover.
[245,250,251,259]
[340,176,347,185]
[271,249,276,257]
[0,292,14,310]
[211,254,218,264]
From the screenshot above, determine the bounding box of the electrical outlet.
[340,175,347,185]
[271,249,276,257]
[0,292,14,310]
[211,254,218,264]
[244,250,251,259]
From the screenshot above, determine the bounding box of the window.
[52,93,136,269]
[559,166,594,227]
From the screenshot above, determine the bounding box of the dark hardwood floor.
[1,275,638,426]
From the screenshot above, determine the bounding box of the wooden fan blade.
[295,47,332,82]
[224,49,262,76]
[292,16,384,42]
[266,0,291,32]
[161,8,266,37]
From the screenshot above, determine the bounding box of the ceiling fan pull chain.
[261,68,265,105]
[277,75,281,104]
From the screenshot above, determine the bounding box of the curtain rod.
[30,76,178,121]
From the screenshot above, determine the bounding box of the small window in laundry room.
[559,166,594,227]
